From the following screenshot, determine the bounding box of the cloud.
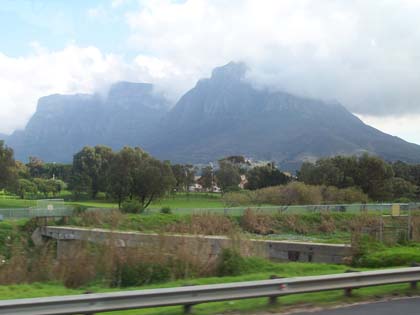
[0,44,145,134]
[111,0,127,8]
[3,0,420,141]
[126,0,420,117]
[357,114,420,145]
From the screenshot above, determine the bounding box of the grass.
[0,199,36,209]
[357,243,420,267]
[253,231,351,244]
[0,261,418,315]
[65,193,225,210]
[0,193,224,210]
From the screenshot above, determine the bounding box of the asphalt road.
[292,297,420,315]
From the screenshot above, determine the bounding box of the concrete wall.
[35,226,352,264]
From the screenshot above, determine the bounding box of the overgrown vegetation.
[224,182,368,207]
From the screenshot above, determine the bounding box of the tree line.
[1,139,420,208]
[298,155,419,201]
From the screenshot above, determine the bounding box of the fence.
[145,202,420,215]
[0,207,73,219]
[0,267,419,315]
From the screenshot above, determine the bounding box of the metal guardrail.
[1,267,419,315]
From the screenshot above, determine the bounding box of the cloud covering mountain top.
[2,0,420,142]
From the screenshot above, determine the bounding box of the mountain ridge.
[5,62,420,170]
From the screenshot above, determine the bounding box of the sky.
[1,0,420,144]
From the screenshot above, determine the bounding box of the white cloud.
[357,114,420,145]
[3,0,420,143]
[111,0,127,8]
[125,0,420,118]
[0,45,145,134]
[87,7,107,19]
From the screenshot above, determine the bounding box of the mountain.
[7,82,170,162]
[148,62,420,169]
[6,62,420,170]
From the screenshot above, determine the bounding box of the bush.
[240,209,274,235]
[223,182,369,207]
[223,191,253,207]
[216,248,246,276]
[357,245,420,268]
[160,207,172,214]
[121,200,143,214]
[119,262,171,287]
[72,205,88,215]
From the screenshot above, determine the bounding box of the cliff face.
[7,82,170,162]
[7,63,420,171]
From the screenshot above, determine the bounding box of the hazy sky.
[1,0,420,144]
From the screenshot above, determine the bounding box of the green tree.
[33,178,58,197]
[215,161,241,193]
[27,156,45,178]
[70,145,114,199]
[391,177,417,200]
[171,164,195,192]
[106,147,144,208]
[131,155,176,210]
[16,179,38,199]
[199,166,214,191]
[0,141,18,192]
[355,154,394,201]
[298,158,344,187]
[246,165,290,190]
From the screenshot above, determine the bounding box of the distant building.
[239,174,248,189]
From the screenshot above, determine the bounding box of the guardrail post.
[184,304,193,314]
[268,275,281,305]
[411,262,419,289]
[344,287,352,297]
[83,291,95,315]
[344,269,357,297]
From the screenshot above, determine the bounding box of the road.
[292,297,420,315]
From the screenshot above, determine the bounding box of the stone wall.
[35,226,352,264]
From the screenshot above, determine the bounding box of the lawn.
[66,193,225,210]
[0,192,225,210]
[0,198,36,209]
[0,262,417,315]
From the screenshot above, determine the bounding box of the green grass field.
[0,193,224,210]
[66,193,225,210]
[0,198,36,209]
[0,262,417,315]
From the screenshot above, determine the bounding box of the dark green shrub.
[355,243,420,267]
[217,248,246,276]
[160,207,172,214]
[72,205,88,215]
[119,262,171,287]
[121,200,143,214]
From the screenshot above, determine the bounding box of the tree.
[355,154,394,201]
[171,164,195,192]
[215,161,241,193]
[106,147,144,208]
[71,146,114,198]
[27,156,45,178]
[298,154,399,201]
[391,177,417,200]
[246,165,290,190]
[298,159,344,187]
[199,166,214,191]
[131,156,176,210]
[0,141,18,192]
[16,179,38,199]
[33,178,59,197]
